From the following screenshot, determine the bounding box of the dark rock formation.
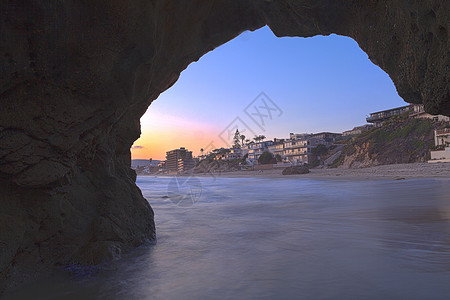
[282,166,311,175]
[0,0,448,292]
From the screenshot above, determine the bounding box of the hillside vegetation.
[333,118,446,168]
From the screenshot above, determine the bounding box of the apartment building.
[224,148,242,160]
[282,137,325,164]
[245,141,274,162]
[268,140,285,158]
[166,147,194,173]
[310,132,342,145]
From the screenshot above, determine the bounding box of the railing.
[284,151,308,156]
[436,128,450,135]
[284,143,307,149]
[366,106,412,122]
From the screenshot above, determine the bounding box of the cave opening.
[131,26,406,163]
[2,2,449,297]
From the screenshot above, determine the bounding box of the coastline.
[143,162,450,181]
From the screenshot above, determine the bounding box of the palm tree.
[253,135,266,143]
[240,134,246,147]
[200,148,204,156]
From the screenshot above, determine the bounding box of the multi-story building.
[435,128,450,147]
[343,125,372,136]
[166,147,194,173]
[246,141,274,162]
[283,137,325,164]
[289,133,310,140]
[177,158,195,173]
[310,132,342,144]
[366,105,412,126]
[430,128,450,162]
[224,148,242,160]
[268,140,285,159]
[208,148,230,160]
[367,104,449,127]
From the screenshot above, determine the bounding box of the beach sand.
[189,162,450,180]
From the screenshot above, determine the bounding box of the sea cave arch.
[0,0,448,292]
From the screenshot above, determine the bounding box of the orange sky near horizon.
[131,109,221,161]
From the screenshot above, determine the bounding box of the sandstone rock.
[0,0,448,293]
[282,166,310,175]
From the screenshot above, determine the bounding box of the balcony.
[366,105,412,123]
[436,128,450,136]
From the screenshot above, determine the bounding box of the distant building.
[310,132,342,144]
[366,105,412,126]
[367,104,449,126]
[429,128,450,162]
[208,148,228,160]
[268,139,285,159]
[158,161,166,171]
[131,159,161,174]
[410,104,450,122]
[241,144,252,156]
[343,125,372,137]
[224,148,242,160]
[245,141,274,162]
[283,137,325,165]
[177,158,195,173]
[131,159,151,169]
[166,147,194,173]
[434,128,450,147]
[289,133,310,140]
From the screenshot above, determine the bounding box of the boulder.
[282,166,311,175]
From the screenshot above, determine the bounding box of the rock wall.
[336,118,438,168]
[0,0,448,292]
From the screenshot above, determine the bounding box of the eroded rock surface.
[0,0,448,292]
[282,166,310,175]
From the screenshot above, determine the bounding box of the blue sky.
[133,26,406,160]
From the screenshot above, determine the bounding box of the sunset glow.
[131,107,221,160]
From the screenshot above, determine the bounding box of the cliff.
[333,118,443,168]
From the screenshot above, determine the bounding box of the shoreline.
[140,162,450,181]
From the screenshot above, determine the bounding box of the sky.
[131,26,406,160]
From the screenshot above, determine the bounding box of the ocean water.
[4,176,450,300]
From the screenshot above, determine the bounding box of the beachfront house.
[367,104,450,127]
[434,128,450,147]
[343,125,372,136]
[246,141,274,163]
[268,139,285,160]
[282,137,326,165]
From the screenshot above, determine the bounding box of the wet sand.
[191,162,450,180]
